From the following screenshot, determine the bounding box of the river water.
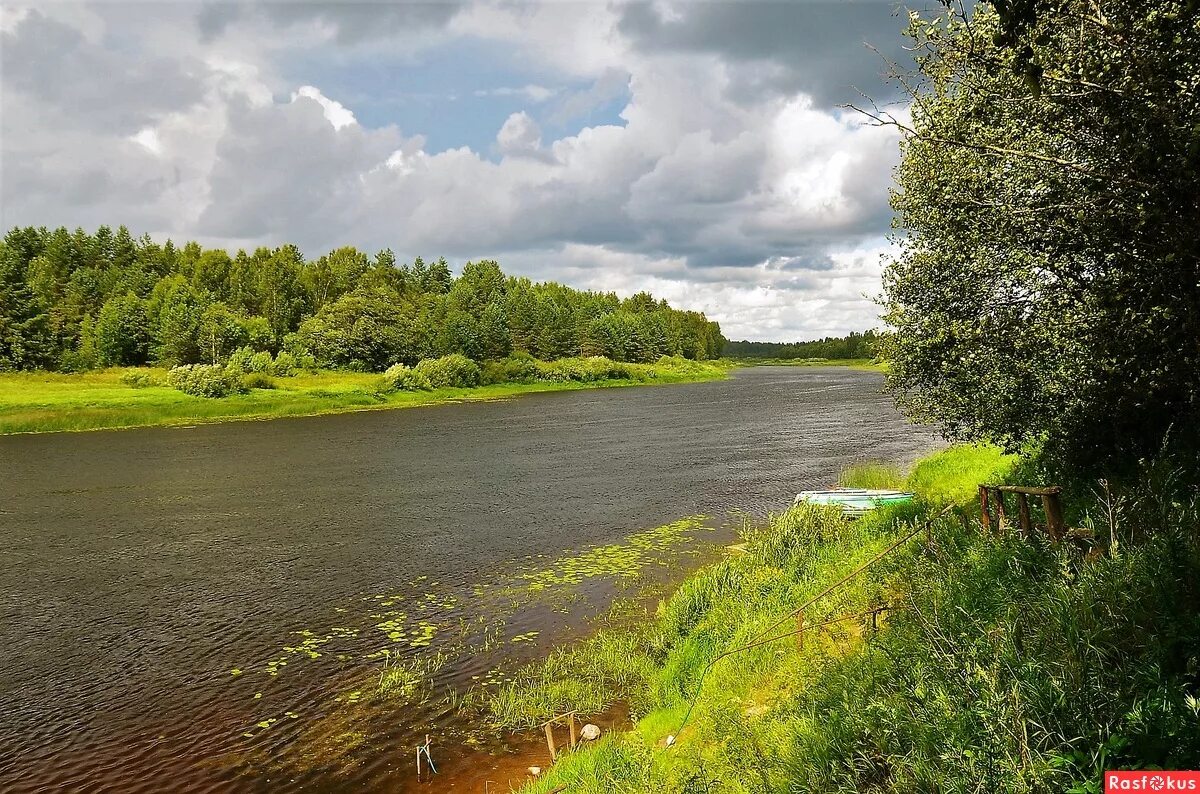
[0,367,939,793]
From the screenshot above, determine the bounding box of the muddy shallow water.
[0,367,939,793]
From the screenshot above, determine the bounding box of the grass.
[0,358,728,435]
[478,445,1200,793]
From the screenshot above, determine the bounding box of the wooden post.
[568,713,577,750]
[1043,492,1065,541]
[1016,493,1032,537]
[979,485,993,535]
[544,722,557,760]
[994,489,1008,533]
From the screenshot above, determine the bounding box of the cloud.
[1,1,910,340]
[196,1,468,44]
[0,10,204,135]
[474,84,557,102]
[292,85,358,130]
[617,0,911,107]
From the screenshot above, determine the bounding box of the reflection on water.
[0,367,939,792]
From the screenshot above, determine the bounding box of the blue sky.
[280,37,631,155]
[0,1,916,341]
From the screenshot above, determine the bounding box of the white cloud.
[129,127,163,155]
[291,85,357,130]
[474,84,557,102]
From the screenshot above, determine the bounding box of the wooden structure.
[540,711,579,761]
[978,484,1065,540]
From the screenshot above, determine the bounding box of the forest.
[0,226,724,374]
[722,331,880,360]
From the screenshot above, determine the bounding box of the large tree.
[876,0,1200,470]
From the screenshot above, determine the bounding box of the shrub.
[414,354,481,388]
[534,356,646,383]
[241,372,277,390]
[482,353,540,385]
[378,363,432,392]
[225,346,256,374]
[248,351,274,374]
[271,351,297,377]
[167,364,244,398]
[120,371,161,388]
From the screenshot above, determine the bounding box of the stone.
[528,766,541,777]
[580,723,601,741]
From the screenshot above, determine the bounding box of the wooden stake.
[544,722,556,761]
[1043,492,1066,541]
[979,485,993,534]
[1016,493,1032,537]
[568,713,577,751]
[995,490,1008,533]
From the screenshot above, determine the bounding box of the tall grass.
[491,445,1200,793]
[838,462,905,489]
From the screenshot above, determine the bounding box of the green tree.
[94,292,150,366]
[197,302,245,364]
[876,0,1200,468]
[152,277,204,366]
[302,246,369,311]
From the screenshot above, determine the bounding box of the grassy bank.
[0,357,728,435]
[482,446,1200,792]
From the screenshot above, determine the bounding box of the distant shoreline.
[0,360,731,437]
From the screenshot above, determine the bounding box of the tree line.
[722,331,880,360]
[0,226,724,373]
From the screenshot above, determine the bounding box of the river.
[0,366,939,793]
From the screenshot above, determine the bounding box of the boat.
[793,488,915,518]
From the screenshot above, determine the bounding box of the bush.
[271,351,297,377]
[482,353,540,385]
[225,346,256,374]
[248,351,274,374]
[534,356,646,383]
[241,372,277,390]
[378,363,432,392]
[120,371,161,388]
[413,354,481,388]
[167,364,244,398]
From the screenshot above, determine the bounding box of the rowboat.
[794,488,915,518]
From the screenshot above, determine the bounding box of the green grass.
[0,359,728,435]
[838,462,906,489]
[482,445,1200,793]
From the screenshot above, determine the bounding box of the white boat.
[794,488,915,518]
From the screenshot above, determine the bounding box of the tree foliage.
[0,226,723,374]
[878,0,1200,470]
[724,331,881,360]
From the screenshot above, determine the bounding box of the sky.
[0,0,920,341]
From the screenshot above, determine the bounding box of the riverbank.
[480,446,1200,792]
[0,358,728,435]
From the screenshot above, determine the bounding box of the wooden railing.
[978,484,1065,540]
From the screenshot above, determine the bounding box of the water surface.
[0,366,939,792]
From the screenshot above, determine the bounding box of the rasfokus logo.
[1106,772,1200,791]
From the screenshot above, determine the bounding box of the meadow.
[0,357,728,435]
